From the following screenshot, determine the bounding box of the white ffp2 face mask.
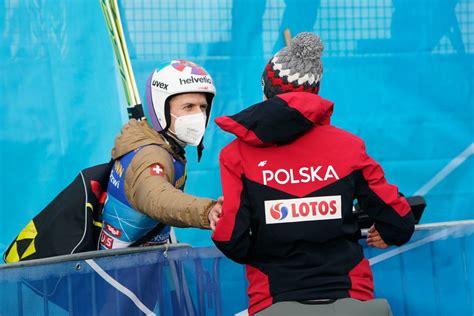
[170,112,207,146]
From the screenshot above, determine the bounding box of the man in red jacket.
[211,33,414,315]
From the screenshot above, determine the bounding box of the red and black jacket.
[211,92,415,316]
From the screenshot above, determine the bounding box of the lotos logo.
[264,195,342,224]
[270,203,289,220]
[172,60,206,75]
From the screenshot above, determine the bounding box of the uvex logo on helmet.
[270,203,289,220]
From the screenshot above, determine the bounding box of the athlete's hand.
[209,196,224,231]
[367,225,389,248]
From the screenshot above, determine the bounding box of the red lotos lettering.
[310,201,319,215]
[291,203,299,217]
[299,202,310,216]
[329,200,337,215]
[319,201,329,215]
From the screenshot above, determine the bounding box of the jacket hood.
[215,92,334,147]
[112,119,180,160]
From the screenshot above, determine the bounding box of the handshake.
[208,196,224,231]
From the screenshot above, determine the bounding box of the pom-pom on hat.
[262,32,324,99]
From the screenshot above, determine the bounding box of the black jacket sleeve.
[355,142,415,246]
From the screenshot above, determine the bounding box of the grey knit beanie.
[262,32,324,99]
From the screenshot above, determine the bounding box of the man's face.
[168,93,208,132]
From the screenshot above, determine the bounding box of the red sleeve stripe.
[362,158,411,217]
[246,265,273,316]
[348,258,374,300]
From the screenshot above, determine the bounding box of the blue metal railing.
[1,221,473,316]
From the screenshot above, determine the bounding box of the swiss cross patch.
[150,163,165,176]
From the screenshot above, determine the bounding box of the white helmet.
[144,60,216,132]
